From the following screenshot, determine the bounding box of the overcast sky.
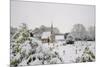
[11,1,95,33]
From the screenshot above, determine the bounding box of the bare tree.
[71,24,87,41]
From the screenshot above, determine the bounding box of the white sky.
[11,1,95,33]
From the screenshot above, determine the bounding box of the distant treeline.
[70,24,95,41]
[11,23,95,41]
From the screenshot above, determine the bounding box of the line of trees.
[71,24,95,41]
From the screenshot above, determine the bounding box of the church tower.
[51,23,53,34]
[50,22,55,43]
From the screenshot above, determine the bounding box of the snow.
[11,37,95,66]
[41,32,51,39]
[18,59,27,66]
[50,57,62,64]
[20,41,32,56]
[55,35,64,41]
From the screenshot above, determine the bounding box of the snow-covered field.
[10,37,95,67]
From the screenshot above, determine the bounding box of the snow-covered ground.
[10,38,95,67]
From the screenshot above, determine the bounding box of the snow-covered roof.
[55,35,64,40]
[41,32,51,39]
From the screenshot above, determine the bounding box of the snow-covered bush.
[81,47,95,62]
[65,34,74,44]
[11,37,42,66]
[75,46,95,63]
[11,36,63,67]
